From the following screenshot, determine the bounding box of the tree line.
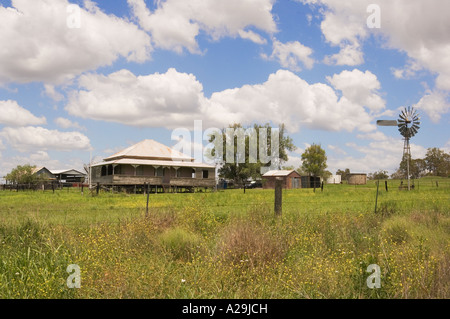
[367,147,450,180]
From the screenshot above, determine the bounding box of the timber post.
[274,177,282,217]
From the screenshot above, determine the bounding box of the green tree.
[4,164,41,186]
[368,170,389,180]
[398,156,427,179]
[300,144,327,190]
[424,147,450,177]
[208,123,296,186]
[336,168,350,181]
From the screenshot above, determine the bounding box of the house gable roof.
[32,167,55,176]
[51,169,86,176]
[104,139,193,162]
[262,170,300,177]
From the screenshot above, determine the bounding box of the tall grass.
[0,180,449,298]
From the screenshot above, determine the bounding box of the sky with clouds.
[0,0,449,181]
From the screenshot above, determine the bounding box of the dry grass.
[0,183,449,299]
[216,221,286,268]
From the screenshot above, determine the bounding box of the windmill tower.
[377,106,420,190]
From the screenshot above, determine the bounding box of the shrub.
[383,221,410,244]
[217,221,286,268]
[158,227,202,261]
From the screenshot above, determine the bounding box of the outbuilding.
[262,170,301,189]
[300,175,322,189]
[347,173,367,185]
[326,175,342,184]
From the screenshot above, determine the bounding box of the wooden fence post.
[274,178,282,217]
[146,183,150,217]
[374,180,380,214]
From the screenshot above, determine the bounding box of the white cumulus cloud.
[127,0,276,53]
[54,117,86,131]
[0,126,91,152]
[65,68,383,134]
[0,0,152,84]
[0,100,47,126]
[263,39,315,71]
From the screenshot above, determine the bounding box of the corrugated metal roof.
[51,169,86,176]
[32,167,45,174]
[91,158,215,169]
[262,170,297,177]
[104,139,193,161]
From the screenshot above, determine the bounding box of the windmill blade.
[377,120,398,126]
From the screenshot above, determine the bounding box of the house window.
[101,166,107,176]
[136,166,144,176]
[202,170,209,179]
[113,165,121,175]
[107,165,113,175]
[176,169,181,177]
[192,169,196,178]
[155,167,163,177]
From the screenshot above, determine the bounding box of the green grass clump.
[159,227,202,261]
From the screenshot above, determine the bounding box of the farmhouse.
[90,139,216,192]
[262,170,301,189]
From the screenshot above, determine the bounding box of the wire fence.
[1,179,448,228]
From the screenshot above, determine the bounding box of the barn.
[347,173,367,185]
[32,167,56,180]
[52,169,86,185]
[31,167,85,189]
[90,139,216,192]
[262,170,301,189]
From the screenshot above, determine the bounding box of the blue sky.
[0,0,449,181]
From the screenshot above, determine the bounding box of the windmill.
[377,106,420,190]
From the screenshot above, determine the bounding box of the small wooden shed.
[262,170,301,189]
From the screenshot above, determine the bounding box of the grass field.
[0,177,449,299]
